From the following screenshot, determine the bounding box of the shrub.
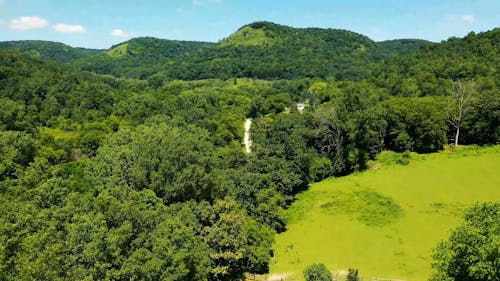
[396,151,411,165]
[303,263,332,281]
[346,268,360,281]
[309,156,333,182]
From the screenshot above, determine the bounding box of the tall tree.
[446,80,475,147]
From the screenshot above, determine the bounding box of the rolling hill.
[0,40,102,63]
[75,37,215,78]
[372,28,500,96]
[154,21,430,81]
[0,22,431,80]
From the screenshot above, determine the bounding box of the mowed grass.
[269,146,500,281]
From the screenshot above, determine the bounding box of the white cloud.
[53,23,86,33]
[111,29,135,38]
[460,15,475,23]
[447,14,476,23]
[176,7,184,13]
[9,16,49,30]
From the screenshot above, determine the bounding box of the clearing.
[268,146,500,281]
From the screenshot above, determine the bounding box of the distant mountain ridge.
[0,40,102,63]
[153,21,432,81]
[0,21,435,80]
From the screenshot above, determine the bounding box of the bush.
[309,156,333,182]
[346,268,360,281]
[303,263,332,281]
[396,151,411,165]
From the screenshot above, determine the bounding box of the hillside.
[75,37,215,78]
[374,39,432,60]
[155,21,404,81]
[372,28,500,97]
[0,22,434,81]
[270,146,500,281]
[0,40,102,63]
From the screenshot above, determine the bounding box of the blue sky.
[0,0,498,49]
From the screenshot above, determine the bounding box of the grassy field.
[268,146,500,281]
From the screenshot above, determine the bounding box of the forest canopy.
[0,22,498,280]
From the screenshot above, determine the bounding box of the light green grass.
[106,43,129,57]
[220,26,275,47]
[269,146,500,281]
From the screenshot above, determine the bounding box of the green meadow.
[269,146,500,281]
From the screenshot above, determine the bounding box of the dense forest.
[1,22,431,81]
[0,22,498,280]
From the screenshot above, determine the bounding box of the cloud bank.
[111,29,135,37]
[53,23,87,33]
[9,16,49,30]
[447,14,476,23]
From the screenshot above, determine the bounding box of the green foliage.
[373,150,412,166]
[0,22,498,281]
[373,28,499,97]
[320,188,403,227]
[157,21,387,81]
[303,263,332,281]
[346,268,360,281]
[77,37,214,78]
[430,202,499,281]
[376,39,431,57]
[89,122,224,204]
[384,97,447,153]
[308,156,334,181]
[219,25,275,47]
[461,77,500,145]
[0,98,25,130]
[205,199,274,280]
[0,131,36,180]
[0,40,101,63]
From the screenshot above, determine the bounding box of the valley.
[0,7,498,280]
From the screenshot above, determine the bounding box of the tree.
[0,131,36,180]
[430,202,499,281]
[204,199,274,281]
[314,106,345,173]
[303,263,332,281]
[346,268,360,281]
[446,80,475,147]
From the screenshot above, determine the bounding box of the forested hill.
[0,38,214,78]
[0,40,102,63]
[152,21,430,81]
[374,39,432,60]
[75,37,215,78]
[372,28,500,97]
[0,22,430,80]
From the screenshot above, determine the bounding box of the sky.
[0,0,499,49]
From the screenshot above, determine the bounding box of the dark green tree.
[346,268,360,281]
[303,263,332,281]
[430,202,499,281]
